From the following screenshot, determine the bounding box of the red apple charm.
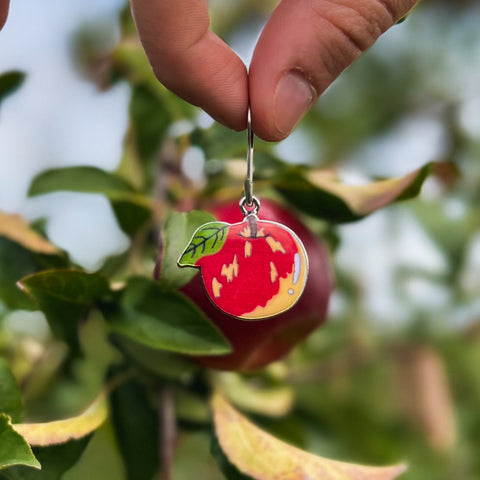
[178,213,308,320]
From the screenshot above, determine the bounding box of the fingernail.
[274,70,316,136]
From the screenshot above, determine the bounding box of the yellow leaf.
[393,345,456,453]
[307,169,424,217]
[214,372,294,418]
[211,393,407,480]
[12,392,107,447]
[0,211,59,255]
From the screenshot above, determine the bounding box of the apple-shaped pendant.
[178,212,308,320]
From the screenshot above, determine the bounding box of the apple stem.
[246,214,258,238]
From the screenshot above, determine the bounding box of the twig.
[159,386,177,480]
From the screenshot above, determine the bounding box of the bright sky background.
[0,0,131,267]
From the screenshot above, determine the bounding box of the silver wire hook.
[244,107,254,206]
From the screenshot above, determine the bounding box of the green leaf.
[130,84,171,164]
[273,163,433,223]
[0,415,40,472]
[0,212,66,310]
[0,72,25,107]
[110,200,151,236]
[18,270,110,351]
[103,277,231,355]
[26,166,152,236]
[211,393,407,480]
[159,210,216,289]
[0,238,65,312]
[114,336,199,380]
[213,372,294,418]
[174,388,210,425]
[1,438,90,480]
[28,166,132,197]
[27,166,151,207]
[0,238,35,311]
[109,376,158,480]
[178,222,229,267]
[0,212,60,256]
[0,360,23,424]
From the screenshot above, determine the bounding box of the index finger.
[129,0,248,130]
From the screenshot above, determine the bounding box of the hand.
[130,0,419,141]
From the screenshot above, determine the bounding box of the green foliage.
[109,376,159,480]
[0,416,39,472]
[0,238,66,312]
[0,360,22,424]
[18,270,109,353]
[0,71,25,107]
[158,210,217,289]
[272,163,432,223]
[28,167,152,236]
[1,438,91,480]
[103,277,231,355]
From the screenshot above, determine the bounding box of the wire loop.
[243,107,255,208]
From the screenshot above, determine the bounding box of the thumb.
[249,0,419,141]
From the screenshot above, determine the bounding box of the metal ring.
[239,196,260,216]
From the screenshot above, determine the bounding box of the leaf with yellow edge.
[274,163,433,223]
[211,393,407,480]
[0,212,60,255]
[213,372,294,418]
[12,391,107,447]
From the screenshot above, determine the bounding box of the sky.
[0,0,130,267]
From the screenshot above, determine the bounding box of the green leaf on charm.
[178,222,230,267]
[159,210,216,289]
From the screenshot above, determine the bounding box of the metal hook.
[244,107,254,207]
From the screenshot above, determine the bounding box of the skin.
[129,0,419,141]
[0,0,419,140]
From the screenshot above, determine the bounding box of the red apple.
[181,198,333,371]
[179,214,308,319]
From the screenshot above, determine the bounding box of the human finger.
[249,0,419,141]
[129,0,248,131]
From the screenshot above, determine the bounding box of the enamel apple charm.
[178,212,308,320]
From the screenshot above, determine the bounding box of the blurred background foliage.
[1,0,480,479]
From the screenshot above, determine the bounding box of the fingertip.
[249,0,418,142]
[251,69,316,142]
[131,0,249,133]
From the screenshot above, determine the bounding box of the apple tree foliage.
[2,2,480,479]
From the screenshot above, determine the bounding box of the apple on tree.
[180,198,333,371]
